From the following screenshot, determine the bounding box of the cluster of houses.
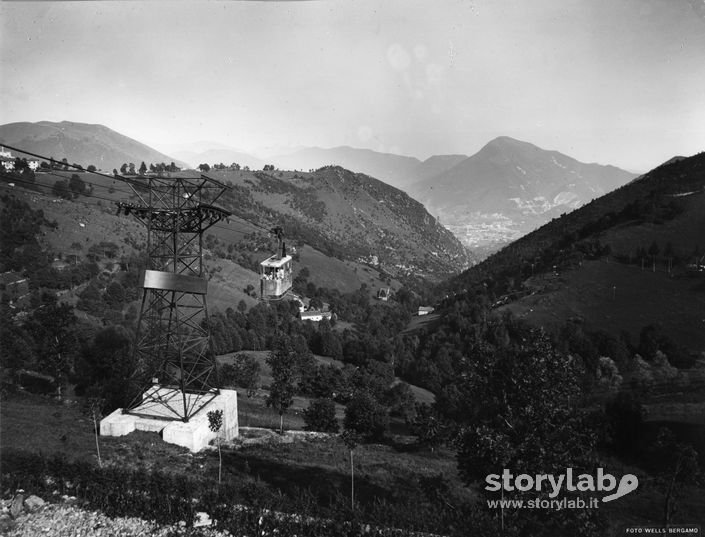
[290,293,334,322]
[0,148,40,172]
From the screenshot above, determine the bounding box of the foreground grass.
[0,393,471,532]
[4,392,703,535]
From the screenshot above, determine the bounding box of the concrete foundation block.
[100,388,239,452]
[99,408,136,437]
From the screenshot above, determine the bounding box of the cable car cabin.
[260,254,293,300]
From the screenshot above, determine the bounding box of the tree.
[303,398,339,433]
[456,327,605,536]
[128,163,136,175]
[120,163,128,174]
[343,390,388,442]
[139,161,147,175]
[266,336,297,433]
[83,393,104,467]
[0,306,37,372]
[340,429,360,510]
[104,281,126,308]
[208,409,224,483]
[410,403,445,452]
[24,302,79,398]
[237,299,248,314]
[220,353,261,397]
[69,174,86,197]
[87,165,97,172]
[52,179,72,200]
[647,427,700,526]
[74,325,135,411]
[198,163,211,172]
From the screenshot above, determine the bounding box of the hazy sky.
[1,0,704,171]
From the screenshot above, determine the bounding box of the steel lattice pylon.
[117,174,230,421]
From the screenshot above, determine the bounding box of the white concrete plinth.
[100,387,238,452]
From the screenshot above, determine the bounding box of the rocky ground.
[1,494,227,537]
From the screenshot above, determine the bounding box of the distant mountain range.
[408,137,637,254]
[169,144,473,193]
[176,137,636,256]
[0,121,187,171]
[0,121,637,258]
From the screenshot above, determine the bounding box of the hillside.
[0,121,187,172]
[410,136,636,253]
[266,146,423,192]
[207,166,474,279]
[454,150,705,352]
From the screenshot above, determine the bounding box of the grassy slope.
[296,244,402,297]
[2,177,267,314]
[2,394,703,533]
[500,259,705,351]
[470,155,705,354]
[0,393,469,526]
[209,168,471,278]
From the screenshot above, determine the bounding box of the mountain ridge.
[451,150,705,352]
[409,136,637,254]
[0,121,188,171]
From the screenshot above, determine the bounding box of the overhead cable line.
[0,142,275,237]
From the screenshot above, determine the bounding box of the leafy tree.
[647,427,700,526]
[208,409,224,483]
[198,163,211,172]
[343,390,388,442]
[456,327,605,536]
[139,161,147,175]
[104,281,126,308]
[24,301,80,398]
[13,157,28,171]
[82,392,104,467]
[220,353,261,396]
[120,163,128,174]
[410,403,445,452]
[0,305,37,372]
[384,381,416,421]
[74,325,135,411]
[648,240,660,259]
[128,163,136,175]
[87,165,97,172]
[303,398,339,433]
[266,336,297,433]
[340,429,360,510]
[52,179,72,200]
[237,299,247,313]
